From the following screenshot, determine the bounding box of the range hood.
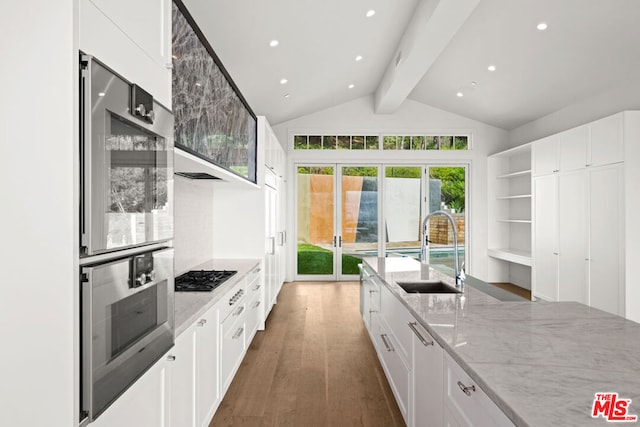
[174,148,259,188]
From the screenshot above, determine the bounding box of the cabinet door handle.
[457,381,476,396]
[197,319,207,327]
[253,301,261,309]
[166,355,176,361]
[369,289,377,294]
[232,327,244,340]
[380,334,394,352]
[408,322,434,347]
[253,284,261,291]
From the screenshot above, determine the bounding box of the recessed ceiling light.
[366,9,376,18]
[269,40,279,47]
[456,92,464,97]
[355,55,363,62]
[98,92,105,97]
[488,65,496,72]
[471,81,477,87]
[284,94,290,98]
[348,84,355,89]
[280,78,288,85]
[537,22,548,31]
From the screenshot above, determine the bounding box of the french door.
[295,164,380,280]
[295,163,467,280]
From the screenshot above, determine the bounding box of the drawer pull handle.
[457,381,476,396]
[253,284,261,291]
[232,327,244,340]
[408,322,434,347]
[166,355,176,361]
[197,319,207,327]
[380,334,394,352]
[233,306,245,317]
[369,289,377,294]
[369,309,377,314]
[253,301,261,309]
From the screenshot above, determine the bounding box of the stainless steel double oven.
[79,54,174,423]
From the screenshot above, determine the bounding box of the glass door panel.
[383,166,423,259]
[296,166,335,277]
[426,166,467,273]
[340,166,379,277]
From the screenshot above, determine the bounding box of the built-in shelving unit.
[487,143,532,291]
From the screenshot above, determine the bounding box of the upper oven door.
[80,55,174,256]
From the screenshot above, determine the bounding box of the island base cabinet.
[372,314,410,424]
[444,354,513,427]
[221,307,247,392]
[410,321,444,427]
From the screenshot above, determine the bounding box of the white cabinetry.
[444,354,513,427]
[195,306,220,427]
[487,144,532,290]
[361,275,512,427]
[219,281,248,392]
[89,355,169,427]
[590,113,624,166]
[79,0,172,107]
[245,265,264,339]
[532,174,558,301]
[169,328,196,427]
[261,115,287,322]
[409,321,444,427]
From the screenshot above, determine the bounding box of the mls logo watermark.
[592,393,638,422]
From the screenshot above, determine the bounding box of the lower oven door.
[81,247,174,421]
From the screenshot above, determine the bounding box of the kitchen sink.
[396,280,462,294]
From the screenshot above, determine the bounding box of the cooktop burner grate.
[175,270,237,292]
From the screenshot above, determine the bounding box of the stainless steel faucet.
[421,210,465,288]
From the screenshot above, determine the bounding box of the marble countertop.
[174,258,260,336]
[363,256,640,427]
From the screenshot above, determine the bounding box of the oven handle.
[81,268,94,421]
[79,54,93,255]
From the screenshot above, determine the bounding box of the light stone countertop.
[174,258,261,336]
[363,256,640,427]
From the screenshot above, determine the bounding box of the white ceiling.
[183,0,640,130]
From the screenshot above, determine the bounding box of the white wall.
[272,95,509,281]
[0,1,78,426]
[509,80,640,146]
[174,177,215,274]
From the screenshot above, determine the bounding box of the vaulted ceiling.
[183,0,640,130]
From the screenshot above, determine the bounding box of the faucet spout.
[421,210,464,288]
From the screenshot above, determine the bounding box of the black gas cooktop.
[175,270,237,292]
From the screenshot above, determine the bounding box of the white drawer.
[219,279,247,321]
[220,307,246,392]
[444,354,513,427]
[245,294,263,342]
[380,285,413,360]
[373,314,410,423]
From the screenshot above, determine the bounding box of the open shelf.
[496,169,531,179]
[488,248,532,266]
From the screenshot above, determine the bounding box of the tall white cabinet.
[490,111,640,320]
[260,117,287,321]
[529,112,637,319]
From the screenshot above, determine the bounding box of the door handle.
[333,236,337,247]
[338,236,342,247]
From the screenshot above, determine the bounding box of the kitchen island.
[363,256,640,426]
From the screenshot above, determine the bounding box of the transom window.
[293,134,469,151]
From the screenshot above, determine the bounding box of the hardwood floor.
[490,282,532,300]
[210,281,405,427]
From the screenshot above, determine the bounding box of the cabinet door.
[589,165,624,315]
[90,357,168,427]
[196,308,219,427]
[169,329,196,427]
[533,175,559,301]
[558,125,588,172]
[557,171,588,304]
[532,135,558,176]
[590,113,623,167]
[410,322,443,427]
